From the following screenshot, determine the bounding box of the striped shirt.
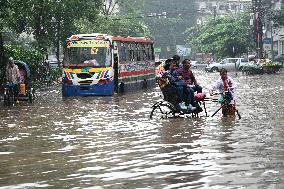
[6,65,20,84]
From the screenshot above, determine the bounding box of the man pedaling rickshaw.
[209,68,237,116]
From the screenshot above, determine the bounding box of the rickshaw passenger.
[159,59,182,105]
[176,59,203,107]
[172,55,181,68]
[163,59,178,79]
[162,59,196,111]
[19,68,26,84]
[5,57,20,102]
[163,58,172,71]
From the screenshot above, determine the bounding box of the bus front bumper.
[62,83,114,96]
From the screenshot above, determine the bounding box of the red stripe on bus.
[100,70,105,79]
[119,69,155,77]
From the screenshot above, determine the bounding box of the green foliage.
[4,45,43,79]
[3,45,62,87]
[273,9,284,27]
[3,0,149,48]
[76,0,150,37]
[45,67,62,85]
[5,0,103,48]
[186,12,254,59]
[76,15,151,37]
[4,45,42,67]
[0,0,9,30]
[143,0,197,58]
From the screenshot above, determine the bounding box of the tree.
[272,9,284,27]
[143,0,197,58]
[5,0,102,50]
[76,0,151,37]
[0,0,10,80]
[186,12,254,59]
[101,0,118,17]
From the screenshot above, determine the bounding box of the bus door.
[113,42,119,93]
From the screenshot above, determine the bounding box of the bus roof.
[112,36,153,44]
[68,33,112,41]
[68,33,153,44]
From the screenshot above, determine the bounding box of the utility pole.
[253,0,263,59]
[171,0,177,57]
[0,32,4,82]
[213,5,217,61]
[213,5,217,21]
[51,16,61,67]
[56,19,60,67]
[271,21,274,61]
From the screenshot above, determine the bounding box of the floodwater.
[0,70,284,189]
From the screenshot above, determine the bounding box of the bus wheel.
[119,82,125,93]
[142,79,147,89]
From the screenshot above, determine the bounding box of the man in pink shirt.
[175,59,202,107]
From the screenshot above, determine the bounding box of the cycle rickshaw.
[150,78,208,119]
[211,90,241,119]
[3,60,35,105]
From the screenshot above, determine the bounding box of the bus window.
[69,48,79,63]
[67,47,111,67]
[126,43,131,61]
[119,42,127,62]
[136,43,141,61]
[80,48,89,63]
[105,48,112,67]
[150,44,154,60]
[128,43,134,61]
[133,44,137,61]
[142,44,147,60]
[146,44,151,60]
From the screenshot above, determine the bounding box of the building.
[197,0,284,61]
[196,0,251,25]
[262,0,284,60]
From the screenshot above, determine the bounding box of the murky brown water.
[0,70,284,189]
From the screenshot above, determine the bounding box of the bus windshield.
[66,47,112,68]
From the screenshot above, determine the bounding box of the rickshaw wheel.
[3,93,9,106]
[28,91,33,103]
[150,101,177,119]
[4,87,15,106]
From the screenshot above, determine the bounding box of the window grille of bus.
[76,73,94,79]
[78,80,93,85]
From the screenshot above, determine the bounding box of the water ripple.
[0,71,283,188]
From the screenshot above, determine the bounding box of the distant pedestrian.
[5,57,20,103]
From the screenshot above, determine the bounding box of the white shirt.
[209,76,236,104]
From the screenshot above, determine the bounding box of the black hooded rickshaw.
[3,60,35,105]
[150,76,208,119]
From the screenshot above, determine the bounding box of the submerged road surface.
[0,70,284,188]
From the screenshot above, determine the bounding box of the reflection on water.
[0,71,284,188]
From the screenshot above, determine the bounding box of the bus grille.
[78,80,93,85]
[77,73,94,79]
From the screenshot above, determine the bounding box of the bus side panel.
[115,41,156,93]
[117,60,156,93]
[118,77,156,93]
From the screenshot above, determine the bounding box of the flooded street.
[1,70,284,189]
